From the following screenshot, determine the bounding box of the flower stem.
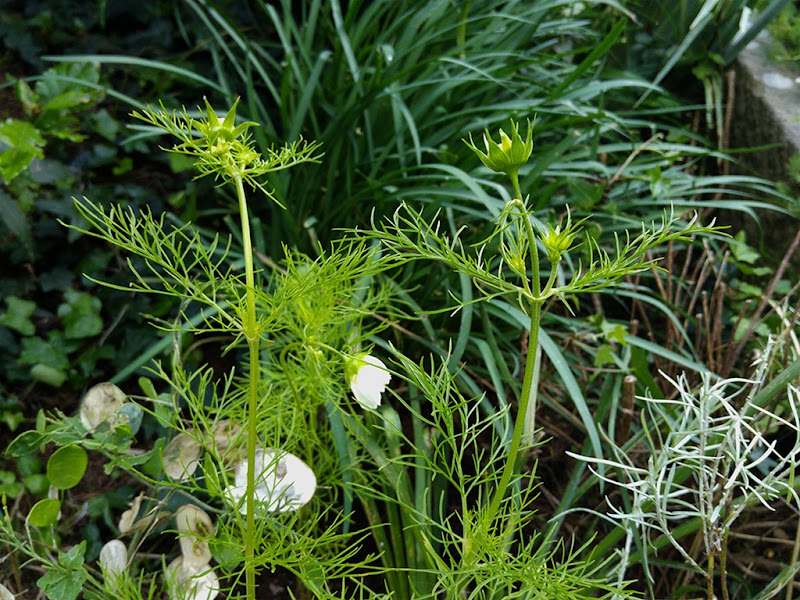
[509,170,523,204]
[484,301,541,522]
[235,174,259,600]
[474,196,542,552]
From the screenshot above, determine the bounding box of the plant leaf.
[47,445,88,490]
[36,541,87,600]
[28,498,61,528]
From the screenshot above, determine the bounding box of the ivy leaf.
[6,430,45,458]
[0,296,36,336]
[30,364,68,387]
[0,188,34,259]
[19,333,72,370]
[594,344,617,367]
[105,437,164,474]
[0,118,45,183]
[41,90,96,113]
[730,231,760,265]
[58,289,103,339]
[15,77,39,112]
[601,321,628,346]
[0,470,23,498]
[36,541,87,600]
[35,63,100,105]
[58,541,86,569]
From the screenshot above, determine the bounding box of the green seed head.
[540,213,580,264]
[464,119,533,176]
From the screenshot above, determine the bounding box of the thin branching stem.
[480,197,541,542]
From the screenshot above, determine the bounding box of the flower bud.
[541,224,577,264]
[505,250,528,278]
[464,119,533,177]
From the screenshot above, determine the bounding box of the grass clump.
[1,2,799,599]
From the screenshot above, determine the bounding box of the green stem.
[509,170,522,203]
[235,174,259,600]
[475,196,542,549]
[541,260,559,297]
[707,552,715,600]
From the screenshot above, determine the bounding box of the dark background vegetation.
[2,1,800,598]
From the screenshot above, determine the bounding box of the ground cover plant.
[766,0,800,68]
[0,102,718,600]
[0,0,231,446]
[1,1,800,599]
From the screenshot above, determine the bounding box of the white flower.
[348,354,391,410]
[227,448,316,514]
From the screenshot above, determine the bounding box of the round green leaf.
[28,498,61,527]
[47,445,88,490]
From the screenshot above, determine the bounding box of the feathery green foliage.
[2,2,799,598]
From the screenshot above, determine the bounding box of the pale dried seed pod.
[162,432,203,482]
[175,504,214,569]
[165,556,219,600]
[99,539,127,589]
[118,492,169,535]
[0,583,15,600]
[165,556,192,599]
[79,382,127,430]
[118,492,145,534]
[227,447,317,514]
[188,570,219,600]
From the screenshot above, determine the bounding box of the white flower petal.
[227,448,316,514]
[349,355,391,410]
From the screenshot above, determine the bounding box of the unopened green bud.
[541,222,578,264]
[506,251,527,278]
[464,119,533,176]
[131,97,322,200]
[196,97,256,144]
